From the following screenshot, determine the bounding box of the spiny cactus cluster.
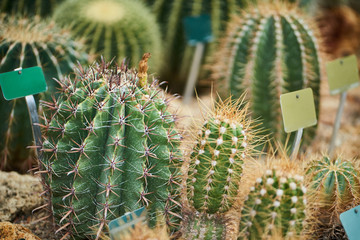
[0,0,61,17]
[306,156,360,221]
[54,0,162,71]
[143,0,246,92]
[212,2,322,149]
[40,56,182,239]
[239,168,307,239]
[0,16,85,172]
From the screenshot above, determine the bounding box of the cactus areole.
[40,58,182,239]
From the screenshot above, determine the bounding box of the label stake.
[291,128,303,160]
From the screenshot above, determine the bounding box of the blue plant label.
[108,207,147,240]
[0,66,47,100]
[340,205,360,240]
[183,14,213,45]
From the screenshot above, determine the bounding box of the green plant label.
[326,55,360,95]
[0,66,47,100]
[340,205,360,240]
[109,207,147,240]
[183,14,213,45]
[280,88,317,133]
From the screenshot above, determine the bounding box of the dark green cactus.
[40,57,182,239]
[306,156,360,219]
[143,0,247,92]
[213,2,322,149]
[53,0,162,71]
[0,0,62,17]
[239,168,307,239]
[0,16,85,172]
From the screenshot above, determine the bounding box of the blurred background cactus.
[212,2,322,150]
[143,0,248,93]
[53,0,162,72]
[40,57,182,239]
[0,16,86,172]
[0,0,62,17]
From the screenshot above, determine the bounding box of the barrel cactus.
[239,163,308,239]
[40,55,182,239]
[0,16,85,172]
[183,98,256,239]
[306,156,360,221]
[54,0,162,71]
[0,0,62,17]
[212,2,322,149]
[143,0,247,92]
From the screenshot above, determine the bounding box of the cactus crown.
[212,1,322,148]
[306,156,360,218]
[186,98,257,215]
[40,58,182,239]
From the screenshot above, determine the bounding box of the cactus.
[0,0,62,17]
[40,55,182,239]
[53,0,162,71]
[0,16,85,172]
[183,98,257,240]
[143,0,247,92]
[306,156,360,221]
[238,165,307,239]
[212,2,322,149]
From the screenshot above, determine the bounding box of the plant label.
[183,14,213,46]
[280,88,317,133]
[340,205,360,240]
[0,66,47,100]
[108,207,147,240]
[326,55,360,95]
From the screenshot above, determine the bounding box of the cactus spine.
[184,99,256,239]
[143,0,246,92]
[306,156,360,221]
[0,16,85,172]
[213,2,322,149]
[40,56,182,239]
[54,0,162,71]
[0,0,61,17]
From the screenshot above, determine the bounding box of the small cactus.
[0,0,62,17]
[53,0,162,71]
[0,16,85,172]
[306,156,360,221]
[212,2,323,149]
[40,56,182,239]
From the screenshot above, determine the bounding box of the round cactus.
[239,168,307,239]
[0,16,86,172]
[212,2,323,149]
[40,56,182,239]
[53,0,162,71]
[186,99,255,215]
[143,0,246,92]
[306,156,360,219]
[0,0,62,17]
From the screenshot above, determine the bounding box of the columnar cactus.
[53,0,162,71]
[40,56,182,239]
[0,16,85,172]
[306,156,360,220]
[239,167,307,239]
[143,0,246,92]
[0,0,62,17]
[183,99,256,239]
[212,2,322,148]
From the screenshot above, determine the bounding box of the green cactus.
[306,156,360,219]
[213,2,322,149]
[40,56,182,239]
[143,0,247,92]
[238,168,307,239]
[0,0,62,17]
[0,16,85,172]
[53,0,162,72]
